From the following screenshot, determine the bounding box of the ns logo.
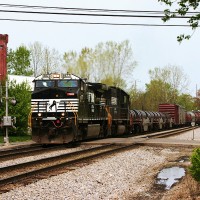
[48,100,57,111]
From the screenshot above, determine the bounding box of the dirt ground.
[128,145,200,200]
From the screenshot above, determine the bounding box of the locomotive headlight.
[38,113,42,117]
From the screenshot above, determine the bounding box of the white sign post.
[191,122,195,140]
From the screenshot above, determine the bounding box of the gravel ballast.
[1,146,169,199]
[1,128,199,199]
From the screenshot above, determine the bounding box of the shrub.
[189,148,200,182]
[0,80,31,135]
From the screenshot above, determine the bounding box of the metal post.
[4,80,9,145]
[192,126,194,140]
[191,122,195,140]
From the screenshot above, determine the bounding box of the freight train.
[30,73,198,144]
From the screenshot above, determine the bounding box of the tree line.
[7,40,136,89]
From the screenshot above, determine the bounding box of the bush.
[189,148,200,182]
[0,80,31,135]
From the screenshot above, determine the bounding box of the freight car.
[158,103,186,127]
[30,73,198,144]
[30,73,130,144]
[186,110,200,126]
[129,110,173,134]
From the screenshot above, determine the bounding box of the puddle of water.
[156,166,185,190]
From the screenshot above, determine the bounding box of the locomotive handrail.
[67,101,78,125]
[28,102,40,128]
[105,106,112,130]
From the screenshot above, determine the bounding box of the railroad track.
[0,144,71,161]
[0,143,137,193]
[144,126,196,139]
[0,127,193,161]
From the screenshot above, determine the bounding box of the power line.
[0,3,195,27]
[0,3,169,13]
[0,18,192,27]
[0,3,198,15]
[0,9,193,19]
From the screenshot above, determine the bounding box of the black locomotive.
[30,73,198,144]
[31,73,130,144]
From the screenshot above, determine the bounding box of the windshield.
[58,80,78,88]
[35,80,55,88]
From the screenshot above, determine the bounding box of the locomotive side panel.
[106,87,130,135]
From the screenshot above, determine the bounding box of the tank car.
[186,111,195,126]
[30,73,130,144]
[186,110,200,126]
[193,111,200,125]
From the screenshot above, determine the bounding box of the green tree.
[29,42,62,76]
[93,40,136,88]
[189,148,200,182]
[145,79,176,111]
[0,80,31,135]
[63,40,137,89]
[158,0,200,42]
[149,65,189,101]
[77,48,93,80]
[193,97,200,111]
[149,65,188,92]
[7,46,33,76]
[29,41,43,77]
[63,51,78,74]
[177,93,196,111]
[101,75,126,88]
[129,87,146,110]
[63,48,93,80]
[42,47,62,74]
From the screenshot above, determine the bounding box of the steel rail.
[0,145,68,161]
[145,127,196,138]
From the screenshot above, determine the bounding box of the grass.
[0,135,31,144]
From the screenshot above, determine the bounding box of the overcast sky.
[0,0,199,96]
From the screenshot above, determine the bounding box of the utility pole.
[2,80,17,145]
[4,81,9,145]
